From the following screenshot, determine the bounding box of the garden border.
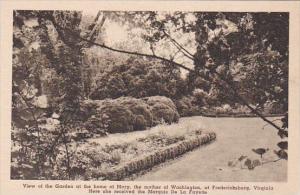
[93,132,216,180]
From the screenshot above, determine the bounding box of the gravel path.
[136,116,287,182]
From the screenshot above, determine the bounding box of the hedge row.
[93,132,216,180]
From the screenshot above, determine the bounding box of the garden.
[11,10,288,180]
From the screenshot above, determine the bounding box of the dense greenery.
[89,57,186,100]
[81,96,179,133]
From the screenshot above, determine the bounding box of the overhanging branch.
[50,20,284,132]
[53,21,193,72]
[162,29,195,61]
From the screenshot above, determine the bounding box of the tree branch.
[51,21,284,132]
[51,19,193,72]
[88,11,106,41]
[213,71,283,132]
[162,29,195,60]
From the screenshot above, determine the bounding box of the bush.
[175,96,200,117]
[81,96,179,133]
[134,115,147,130]
[264,101,285,114]
[143,96,179,124]
[89,57,185,100]
[102,104,135,133]
[120,98,153,127]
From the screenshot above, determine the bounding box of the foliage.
[12,10,86,179]
[89,57,186,100]
[81,96,179,133]
[136,11,288,113]
[191,13,288,110]
[138,11,288,161]
[174,91,208,117]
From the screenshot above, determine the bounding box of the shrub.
[143,96,179,125]
[192,88,208,106]
[175,96,201,117]
[89,57,184,100]
[120,98,153,127]
[81,96,179,133]
[98,103,135,133]
[134,115,147,130]
[264,101,285,114]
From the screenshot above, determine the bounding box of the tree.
[12,10,87,179]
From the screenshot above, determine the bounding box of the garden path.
[136,117,287,181]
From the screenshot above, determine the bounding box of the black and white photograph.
[9,9,290,182]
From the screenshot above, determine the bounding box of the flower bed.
[67,129,216,180]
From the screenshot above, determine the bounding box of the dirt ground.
[135,116,287,182]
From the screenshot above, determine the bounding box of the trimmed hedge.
[81,96,180,133]
[93,132,216,180]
